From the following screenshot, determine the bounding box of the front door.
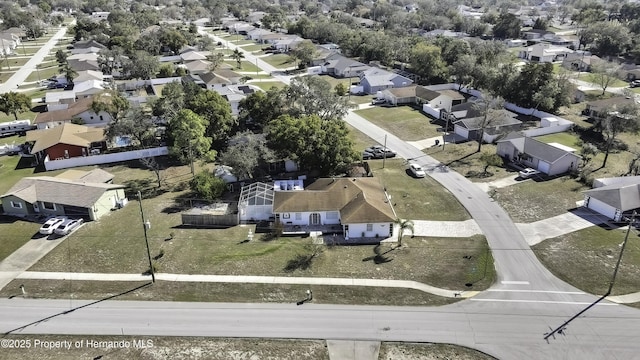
[309,213,321,225]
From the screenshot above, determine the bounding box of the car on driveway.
[39,216,67,235]
[362,151,374,160]
[372,148,397,159]
[371,98,386,105]
[54,218,84,236]
[518,168,540,178]
[630,80,640,88]
[364,145,384,153]
[408,163,426,178]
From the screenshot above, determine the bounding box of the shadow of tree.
[362,244,395,264]
[283,245,322,272]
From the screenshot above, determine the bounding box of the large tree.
[0,92,32,120]
[284,76,353,121]
[471,94,505,152]
[106,107,156,147]
[187,90,235,147]
[267,115,358,175]
[289,40,317,68]
[589,59,622,95]
[169,109,213,165]
[124,51,160,80]
[492,12,521,39]
[588,21,632,57]
[598,104,639,168]
[409,42,448,84]
[238,87,286,130]
[218,131,275,180]
[91,90,130,123]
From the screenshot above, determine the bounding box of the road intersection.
[1,27,639,360]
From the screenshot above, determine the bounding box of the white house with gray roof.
[321,54,370,78]
[496,133,580,176]
[359,68,413,95]
[0,169,126,221]
[583,176,640,221]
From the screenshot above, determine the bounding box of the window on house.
[42,202,56,210]
[90,116,94,120]
[366,224,373,232]
[282,213,290,219]
[100,115,104,121]
[11,201,22,209]
[64,149,69,158]
[295,213,302,220]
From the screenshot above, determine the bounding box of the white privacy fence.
[44,147,169,171]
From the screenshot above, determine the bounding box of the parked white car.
[54,218,84,236]
[519,168,540,178]
[408,163,426,178]
[39,216,67,235]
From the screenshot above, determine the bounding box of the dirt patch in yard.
[0,336,329,360]
[379,342,496,360]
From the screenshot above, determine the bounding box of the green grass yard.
[25,66,60,82]
[534,132,581,147]
[224,60,259,72]
[371,158,471,221]
[425,144,513,183]
[0,71,16,83]
[355,106,440,141]
[253,81,286,91]
[0,216,41,262]
[533,225,640,296]
[261,53,295,69]
[240,44,266,52]
[578,74,629,88]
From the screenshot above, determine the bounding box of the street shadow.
[3,282,153,335]
[362,244,395,264]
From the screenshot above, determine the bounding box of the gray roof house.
[0,170,126,221]
[583,177,640,221]
[496,133,581,176]
[321,54,370,78]
[360,68,413,95]
[453,109,522,143]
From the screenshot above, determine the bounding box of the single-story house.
[45,92,77,112]
[247,28,273,41]
[519,43,573,63]
[73,79,106,98]
[583,97,637,119]
[272,177,396,239]
[273,36,304,52]
[74,70,105,83]
[182,59,213,75]
[381,85,450,106]
[453,109,522,143]
[496,133,581,176]
[360,68,413,95]
[0,169,126,221]
[34,97,112,130]
[73,39,107,50]
[421,89,467,112]
[180,50,208,62]
[26,123,107,163]
[562,53,600,72]
[321,54,370,78]
[583,176,640,221]
[198,69,242,90]
[213,85,255,116]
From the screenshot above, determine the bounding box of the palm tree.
[394,218,415,248]
[231,48,244,69]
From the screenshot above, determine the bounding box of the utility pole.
[382,134,388,169]
[137,191,155,283]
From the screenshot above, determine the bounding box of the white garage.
[583,181,640,221]
[584,196,618,220]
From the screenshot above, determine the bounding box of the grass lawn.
[534,132,581,147]
[0,279,459,306]
[3,57,31,68]
[493,176,588,223]
[0,335,330,360]
[0,216,41,262]
[349,94,374,105]
[240,43,266,52]
[355,106,440,141]
[224,60,259,72]
[347,123,376,151]
[578,74,629,88]
[631,87,640,94]
[261,53,295,69]
[12,47,39,56]
[0,108,37,123]
[556,103,592,129]
[253,81,286,91]
[424,144,514,183]
[533,225,640,296]
[25,66,60,82]
[371,158,471,221]
[0,71,16,83]
[230,39,255,45]
[315,74,350,89]
[23,87,50,101]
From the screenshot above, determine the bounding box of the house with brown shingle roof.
[584,97,638,119]
[25,123,106,164]
[272,177,396,239]
[35,97,112,130]
[0,169,126,221]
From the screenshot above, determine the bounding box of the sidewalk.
[516,210,608,246]
[12,271,478,299]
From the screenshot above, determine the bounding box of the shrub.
[189,171,226,200]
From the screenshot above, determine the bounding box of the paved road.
[0,23,73,94]
[2,298,639,360]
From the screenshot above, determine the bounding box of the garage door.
[586,197,616,220]
[455,125,469,140]
[63,205,91,219]
[538,161,551,174]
